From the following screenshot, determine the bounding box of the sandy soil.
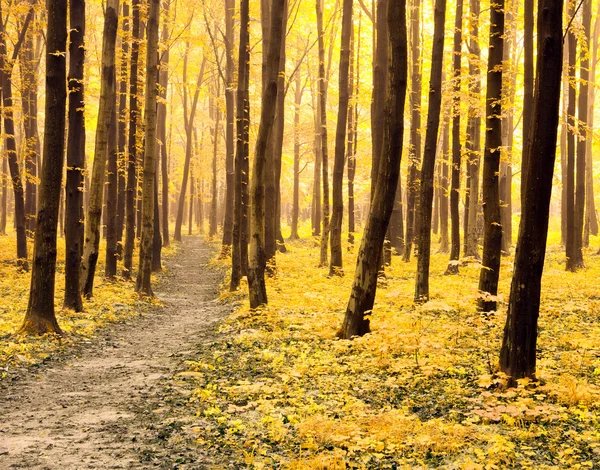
[0,237,230,469]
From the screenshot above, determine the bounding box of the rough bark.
[338,0,407,339]
[159,1,170,247]
[105,87,119,278]
[499,0,563,381]
[439,119,449,252]
[20,0,67,335]
[116,3,129,252]
[520,0,534,205]
[135,0,159,295]
[414,0,446,302]
[477,0,504,313]
[80,0,119,297]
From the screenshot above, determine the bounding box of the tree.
[445,0,463,275]
[159,0,171,247]
[329,0,353,276]
[19,0,67,334]
[338,0,407,339]
[105,91,119,278]
[123,0,141,279]
[136,0,160,295]
[414,0,446,303]
[477,0,504,312]
[80,0,119,297]
[499,0,563,382]
[520,0,534,206]
[64,0,86,312]
[231,0,250,291]
[248,0,286,308]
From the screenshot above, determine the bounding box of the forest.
[0,0,599,468]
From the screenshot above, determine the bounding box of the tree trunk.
[291,71,303,240]
[338,0,407,339]
[188,172,194,236]
[63,0,86,312]
[20,0,67,335]
[477,0,504,313]
[414,0,446,303]
[231,0,250,291]
[348,12,361,246]
[565,0,578,271]
[159,1,170,247]
[80,0,119,297]
[499,0,563,382]
[123,0,140,279]
[105,87,119,278]
[573,0,590,266]
[439,119,449,252]
[445,0,462,274]
[221,0,235,255]
[135,0,159,295]
[152,162,162,271]
[520,0,534,206]
[329,0,353,276]
[317,0,330,267]
[248,0,286,308]
[464,0,481,260]
[1,149,7,235]
[403,0,420,262]
[116,3,129,253]
[311,79,322,237]
[209,87,220,238]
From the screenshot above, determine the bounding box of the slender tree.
[414,0,446,302]
[105,92,119,278]
[329,0,353,276]
[565,0,577,271]
[477,0,504,312]
[136,0,160,295]
[64,0,86,312]
[338,0,407,339]
[520,0,534,205]
[20,0,67,334]
[248,0,286,308]
[499,0,563,382]
[445,0,463,274]
[159,0,170,247]
[80,0,119,296]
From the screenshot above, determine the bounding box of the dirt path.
[0,237,229,469]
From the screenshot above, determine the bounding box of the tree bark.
[414,0,446,303]
[329,0,353,276]
[116,3,129,252]
[439,119,449,252]
[135,0,159,295]
[291,71,303,240]
[123,0,140,279]
[20,0,67,335]
[520,0,534,206]
[159,0,170,247]
[209,86,220,238]
[63,0,86,312]
[248,0,285,308]
[403,0,420,262]
[477,0,504,313]
[445,0,462,274]
[105,85,119,278]
[80,0,119,297]
[338,0,407,339]
[499,0,563,382]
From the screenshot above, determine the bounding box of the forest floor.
[0,236,232,469]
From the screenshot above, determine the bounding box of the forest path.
[0,236,229,469]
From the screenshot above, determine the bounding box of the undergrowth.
[171,222,600,469]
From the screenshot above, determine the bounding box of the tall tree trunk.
[439,119,449,252]
[80,0,119,297]
[135,0,159,295]
[105,88,119,278]
[565,0,578,271]
[291,71,303,240]
[188,172,194,236]
[231,0,250,291]
[209,87,220,238]
[477,0,504,312]
[1,149,6,235]
[116,3,129,252]
[338,0,407,339]
[445,0,463,274]
[414,0,446,302]
[221,0,235,255]
[159,0,170,247]
[248,0,285,308]
[63,0,86,312]
[329,0,353,276]
[311,77,322,237]
[520,0,534,205]
[561,34,569,246]
[573,0,590,266]
[403,0,420,262]
[152,160,162,271]
[123,0,140,279]
[499,0,563,382]
[317,0,330,267]
[464,0,481,260]
[0,4,31,270]
[20,0,67,335]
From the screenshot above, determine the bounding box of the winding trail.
[0,237,228,469]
